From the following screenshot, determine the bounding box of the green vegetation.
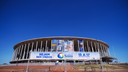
[120,63,128,66]
[75,64,128,70]
[3,63,7,65]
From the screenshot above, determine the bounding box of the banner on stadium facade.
[63,40,68,52]
[57,40,63,52]
[30,52,100,60]
[78,40,84,52]
[51,39,57,52]
[68,40,74,52]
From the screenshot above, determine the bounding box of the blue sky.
[0,0,128,64]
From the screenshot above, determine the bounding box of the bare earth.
[0,65,128,72]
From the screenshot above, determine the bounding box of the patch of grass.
[75,64,128,70]
[120,63,128,66]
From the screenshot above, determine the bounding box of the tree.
[3,63,7,65]
[16,53,20,66]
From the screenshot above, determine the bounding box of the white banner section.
[30,52,100,60]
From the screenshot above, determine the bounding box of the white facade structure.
[10,37,114,64]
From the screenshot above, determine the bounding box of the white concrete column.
[83,40,86,52]
[26,43,30,59]
[103,45,106,56]
[16,48,18,60]
[91,41,94,52]
[102,45,105,56]
[103,45,107,56]
[87,40,90,52]
[51,40,52,52]
[102,44,105,56]
[23,44,27,59]
[78,40,79,51]
[31,42,34,51]
[20,45,23,59]
[62,40,63,52]
[94,42,97,52]
[41,41,43,52]
[73,39,75,52]
[36,41,38,51]
[107,48,110,56]
[100,44,103,57]
[18,46,20,54]
[15,48,18,60]
[17,47,20,54]
[105,46,109,56]
[97,42,100,53]
[14,48,16,60]
[18,46,21,59]
[12,49,16,61]
[104,46,107,56]
[99,43,103,56]
[45,40,47,52]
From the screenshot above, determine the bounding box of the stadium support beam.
[103,45,107,56]
[78,40,79,51]
[105,46,109,56]
[94,42,97,52]
[107,48,110,56]
[23,44,26,59]
[97,42,100,53]
[41,41,43,52]
[45,40,47,52]
[18,47,20,55]
[36,41,38,51]
[12,49,15,61]
[26,43,30,59]
[87,40,90,52]
[15,48,18,60]
[100,44,104,57]
[91,41,94,52]
[20,45,23,59]
[31,42,34,51]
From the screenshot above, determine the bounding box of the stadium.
[10,37,115,64]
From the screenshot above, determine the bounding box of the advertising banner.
[79,40,84,52]
[51,39,57,52]
[63,40,68,52]
[30,52,100,60]
[68,40,74,52]
[57,40,63,52]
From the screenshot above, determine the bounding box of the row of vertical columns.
[12,39,111,61]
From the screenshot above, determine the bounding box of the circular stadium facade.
[10,37,113,63]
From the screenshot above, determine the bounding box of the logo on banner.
[58,53,64,59]
[78,53,90,57]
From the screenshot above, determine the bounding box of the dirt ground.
[0,65,128,72]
